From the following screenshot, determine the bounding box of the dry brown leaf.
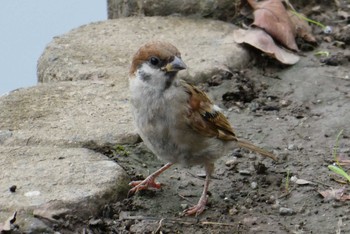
[330,174,348,184]
[337,10,349,19]
[339,194,350,201]
[247,0,299,51]
[233,28,300,64]
[318,187,350,201]
[336,157,350,167]
[287,11,317,43]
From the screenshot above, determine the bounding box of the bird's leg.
[128,162,173,196]
[184,163,214,216]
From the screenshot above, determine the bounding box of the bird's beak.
[163,56,187,72]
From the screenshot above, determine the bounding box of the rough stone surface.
[0,68,138,233]
[0,80,137,147]
[38,16,250,84]
[107,0,237,21]
[0,146,129,231]
[0,78,134,232]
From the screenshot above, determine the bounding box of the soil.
[55,2,350,233]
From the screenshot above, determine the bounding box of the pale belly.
[130,81,228,167]
[134,111,227,167]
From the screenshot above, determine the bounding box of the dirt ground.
[56,2,350,234]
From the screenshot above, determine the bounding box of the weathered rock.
[0,80,137,147]
[0,79,134,231]
[38,17,250,84]
[279,207,295,216]
[107,0,237,21]
[0,146,129,232]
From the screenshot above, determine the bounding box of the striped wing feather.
[183,82,237,141]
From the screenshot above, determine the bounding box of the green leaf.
[328,165,350,183]
[314,51,329,57]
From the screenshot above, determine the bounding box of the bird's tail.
[237,139,277,161]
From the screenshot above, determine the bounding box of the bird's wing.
[182,81,237,141]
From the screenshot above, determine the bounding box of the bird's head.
[129,41,187,89]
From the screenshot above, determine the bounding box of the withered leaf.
[287,11,317,44]
[247,0,299,51]
[233,28,300,64]
[318,187,350,201]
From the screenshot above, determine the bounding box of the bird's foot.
[183,196,208,216]
[128,176,161,196]
[128,163,173,197]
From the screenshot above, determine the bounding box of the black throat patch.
[163,72,177,90]
[139,70,151,81]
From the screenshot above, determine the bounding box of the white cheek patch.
[140,63,154,75]
[138,63,164,81]
[135,63,169,90]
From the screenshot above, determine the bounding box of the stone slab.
[0,146,129,232]
[0,80,137,147]
[38,16,250,85]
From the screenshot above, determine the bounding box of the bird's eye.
[150,57,160,66]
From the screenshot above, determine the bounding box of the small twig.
[120,214,238,227]
[186,171,206,180]
[200,221,237,226]
[26,136,33,145]
[321,74,350,80]
[336,217,342,234]
[178,193,195,205]
[289,10,326,29]
[278,187,295,199]
[333,129,344,166]
[285,169,290,193]
[119,212,159,221]
[154,218,164,234]
[312,179,333,188]
[119,214,194,225]
[186,171,221,180]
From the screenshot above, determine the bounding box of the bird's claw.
[128,177,161,197]
[183,196,208,216]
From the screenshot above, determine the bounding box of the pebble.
[239,170,251,175]
[243,217,258,225]
[280,99,291,107]
[248,154,257,160]
[272,203,280,209]
[180,204,188,209]
[229,207,239,215]
[267,195,276,204]
[232,149,243,158]
[287,144,297,151]
[254,162,267,174]
[89,218,103,226]
[279,207,295,216]
[225,157,238,166]
[9,185,17,193]
[250,182,258,189]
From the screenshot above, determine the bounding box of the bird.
[128,41,277,216]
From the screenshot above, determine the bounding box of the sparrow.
[128,41,277,216]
